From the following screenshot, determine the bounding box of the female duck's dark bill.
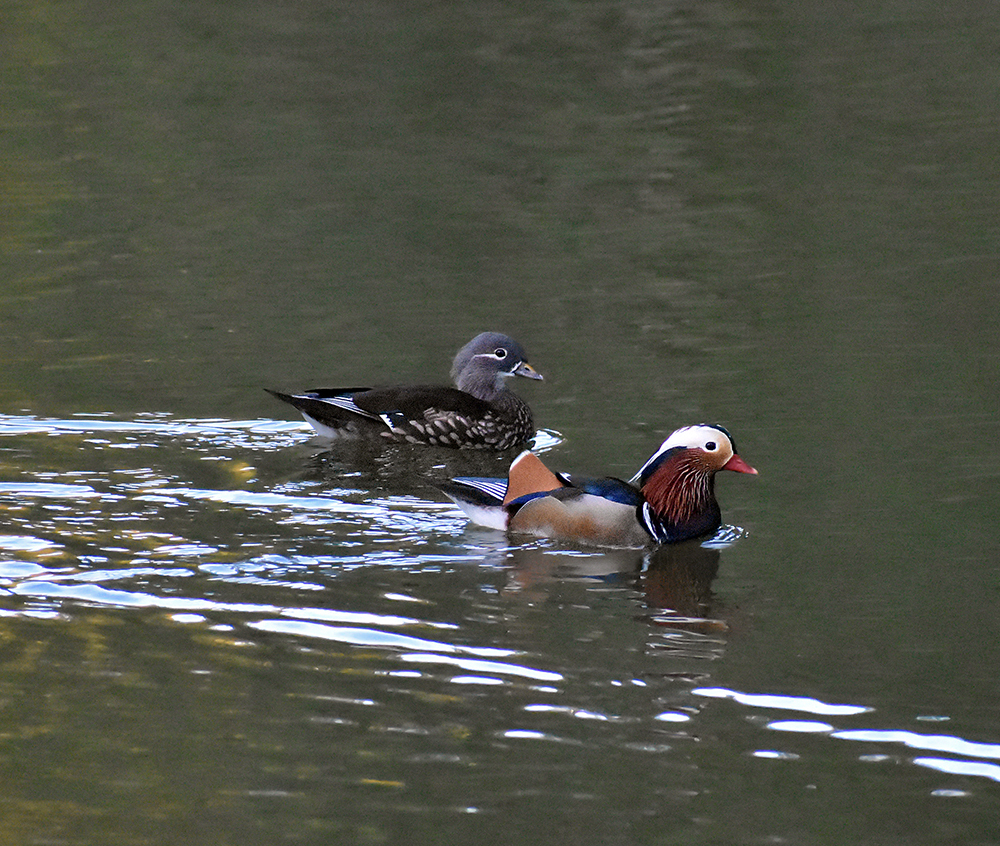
[514,362,543,380]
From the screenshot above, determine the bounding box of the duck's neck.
[457,370,532,436]
[457,369,506,403]
[641,456,720,541]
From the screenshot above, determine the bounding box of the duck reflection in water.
[499,537,729,634]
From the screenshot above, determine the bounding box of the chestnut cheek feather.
[641,456,710,525]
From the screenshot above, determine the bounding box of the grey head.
[450,332,543,401]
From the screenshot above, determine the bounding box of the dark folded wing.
[351,385,492,418]
[560,475,644,506]
[265,387,381,423]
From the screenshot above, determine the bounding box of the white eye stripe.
[474,351,516,364]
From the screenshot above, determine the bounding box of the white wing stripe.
[316,395,381,421]
[454,478,507,502]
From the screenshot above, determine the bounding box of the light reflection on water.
[0,412,507,567]
[696,684,1000,786]
[0,414,564,450]
[1,410,998,841]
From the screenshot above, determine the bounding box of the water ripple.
[0,413,304,442]
[158,486,386,515]
[247,618,562,682]
[0,482,105,499]
[5,581,460,637]
[399,652,562,682]
[696,685,1000,785]
[248,619,504,656]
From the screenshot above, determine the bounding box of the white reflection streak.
[912,757,1000,782]
[250,619,516,659]
[286,606,457,630]
[9,582,457,632]
[833,729,1000,761]
[400,652,563,682]
[249,619,560,681]
[11,581,277,612]
[524,704,614,721]
[154,488,456,519]
[768,720,834,733]
[0,538,58,554]
[0,415,301,438]
[157,487,383,514]
[697,685,1000,783]
[694,686,871,716]
[0,483,103,499]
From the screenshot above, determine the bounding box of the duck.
[438,424,757,546]
[266,332,542,449]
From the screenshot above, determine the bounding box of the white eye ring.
[705,441,717,451]
[494,348,508,359]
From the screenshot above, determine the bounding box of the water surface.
[2,0,1000,843]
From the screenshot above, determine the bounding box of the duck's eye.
[705,441,717,451]
[494,348,508,359]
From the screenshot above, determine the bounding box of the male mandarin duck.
[267,332,542,449]
[439,424,757,546]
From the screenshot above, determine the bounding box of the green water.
[1,1,999,843]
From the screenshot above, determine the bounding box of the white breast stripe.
[638,502,659,541]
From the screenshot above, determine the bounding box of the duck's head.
[632,424,757,487]
[631,424,757,543]
[451,332,543,397]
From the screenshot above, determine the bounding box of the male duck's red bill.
[439,424,757,547]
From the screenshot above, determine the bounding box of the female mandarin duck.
[440,424,757,546]
[267,332,542,449]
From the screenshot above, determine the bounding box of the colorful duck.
[440,424,756,546]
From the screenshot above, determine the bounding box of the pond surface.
[2,1,1000,843]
